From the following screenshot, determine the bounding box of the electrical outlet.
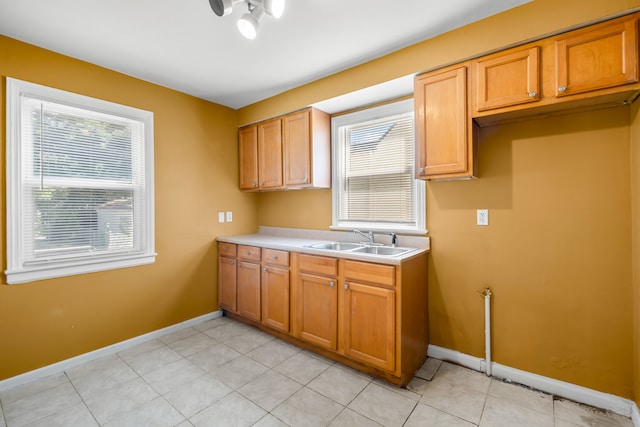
[477,209,489,226]
[226,211,233,222]
[218,212,225,223]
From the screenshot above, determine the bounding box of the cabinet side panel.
[311,108,331,188]
[399,253,429,384]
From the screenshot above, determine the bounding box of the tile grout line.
[63,371,101,427]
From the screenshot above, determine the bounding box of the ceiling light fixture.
[209,0,285,39]
[209,0,243,17]
[237,5,264,40]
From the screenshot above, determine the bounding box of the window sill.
[329,225,428,236]
[5,253,157,284]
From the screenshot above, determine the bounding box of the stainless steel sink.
[304,241,417,257]
[307,242,362,251]
[351,246,413,256]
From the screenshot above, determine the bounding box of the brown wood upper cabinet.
[472,13,640,125]
[474,46,540,112]
[239,126,259,190]
[258,118,284,190]
[414,63,478,180]
[239,107,330,191]
[416,13,640,178]
[555,18,638,97]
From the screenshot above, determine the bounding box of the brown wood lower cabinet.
[237,260,261,321]
[297,272,338,350]
[217,242,428,387]
[261,249,290,333]
[342,281,395,371]
[294,253,339,350]
[218,255,237,312]
[218,242,237,312]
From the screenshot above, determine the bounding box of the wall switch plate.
[477,209,489,226]
[226,211,233,222]
[218,212,225,223]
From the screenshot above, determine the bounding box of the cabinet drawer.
[298,253,338,277]
[263,249,289,267]
[219,242,237,257]
[344,260,395,287]
[238,245,261,262]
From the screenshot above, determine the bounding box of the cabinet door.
[218,256,237,312]
[258,118,283,189]
[415,65,470,178]
[297,273,337,350]
[237,261,261,321]
[239,126,259,190]
[283,110,311,187]
[475,46,540,112]
[342,282,395,371]
[556,19,638,97]
[261,266,290,332]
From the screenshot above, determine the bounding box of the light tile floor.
[0,316,633,427]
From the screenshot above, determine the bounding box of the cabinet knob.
[261,182,265,186]
[230,261,235,265]
[558,86,567,93]
[419,167,425,174]
[329,281,335,287]
[252,182,257,187]
[344,284,349,290]
[528,91,537,98]
[304,177,308,183]
[263,267,267,272]
[272,255,278,259]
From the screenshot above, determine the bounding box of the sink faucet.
[390,232,398,247]
[353,229,374,244]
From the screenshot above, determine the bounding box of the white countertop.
[217,226,430,265]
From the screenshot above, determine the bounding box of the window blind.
[20,96,146,263]
[336,111,417,226]
[6,78,155,283]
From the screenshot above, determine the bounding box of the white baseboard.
[0,310,222,393]
[428,344,635,420]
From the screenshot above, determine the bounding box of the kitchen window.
[331,99,426,234]
[5,78,155,284]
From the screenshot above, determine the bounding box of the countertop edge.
[216,229,430,266]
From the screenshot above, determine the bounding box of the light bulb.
[264,0,284,18]
[237,13,259,39]
[237,5,264,39]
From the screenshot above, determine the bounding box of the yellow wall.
[249,0,640,400]
[0,36,258,379]
[632,102,640,406]
[428,109,632,397]
[2,0,640,407]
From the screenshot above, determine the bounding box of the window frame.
[331,98,426,234]
[5,78,156,284]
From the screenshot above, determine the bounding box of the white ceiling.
[0,0,530,110]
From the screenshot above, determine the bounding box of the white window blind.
[332,99,426,233]
[6,78,155,284]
